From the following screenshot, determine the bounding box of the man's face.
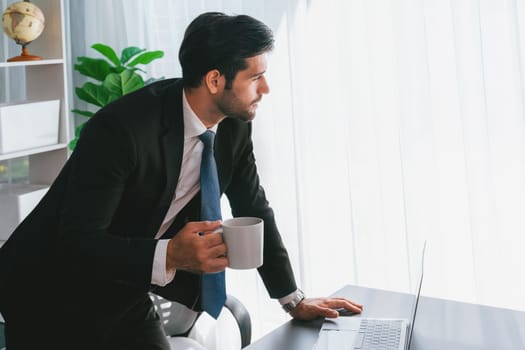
[216,54,270,122]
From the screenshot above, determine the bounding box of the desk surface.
[246,285,525,350]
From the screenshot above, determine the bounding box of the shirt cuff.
[151,239,176,286]
[278,289,300,305]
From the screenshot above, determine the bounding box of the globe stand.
[7,45,42,62]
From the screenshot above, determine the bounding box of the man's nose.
[260,76,270,94]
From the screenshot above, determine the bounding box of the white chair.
[150,294,252,350]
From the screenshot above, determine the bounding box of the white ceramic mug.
[219,217,264,269]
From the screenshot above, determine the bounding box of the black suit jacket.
[0,79,296,319]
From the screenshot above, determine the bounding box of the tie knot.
[199,130,215,148]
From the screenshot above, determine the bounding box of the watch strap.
[282,289,305,313]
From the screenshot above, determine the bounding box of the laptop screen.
[407,241,426,349]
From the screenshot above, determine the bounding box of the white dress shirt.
[151,90,217,286]
[149,91,300,306]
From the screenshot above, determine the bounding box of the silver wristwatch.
[282,289,305,313]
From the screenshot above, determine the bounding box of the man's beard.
[217,90,260,122]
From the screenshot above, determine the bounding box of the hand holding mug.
[166,220,228,274]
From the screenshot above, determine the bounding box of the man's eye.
[253,76,262,81]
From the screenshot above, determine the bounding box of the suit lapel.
[160,80,185,204]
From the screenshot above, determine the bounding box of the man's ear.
[204,69,224,94]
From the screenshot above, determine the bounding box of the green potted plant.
[70,43,164,150]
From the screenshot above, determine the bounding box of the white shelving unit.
[0,0,70,242]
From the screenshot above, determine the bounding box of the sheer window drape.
[69,0,525,340]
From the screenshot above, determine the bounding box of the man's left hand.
[289,297,363,321]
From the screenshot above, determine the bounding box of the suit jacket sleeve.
[225,123,298,299]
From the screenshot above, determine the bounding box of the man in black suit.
[0,12,362,349]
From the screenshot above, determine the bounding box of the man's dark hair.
[179,12,274,89]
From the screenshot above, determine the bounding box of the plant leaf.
[103,70,144,96]
[132,67,146,74]
[121,46,145,65]
[76,82,119,107]
[68,138,78,150]
[109,65,126,74]
[71,109,95,118]
[75,123,86,137]
[91,43,121,67]
[74,57,112,82]
[127,50,164,67]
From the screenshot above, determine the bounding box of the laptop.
[313,242,426,350]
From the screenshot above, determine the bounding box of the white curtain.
[69,0,525,341]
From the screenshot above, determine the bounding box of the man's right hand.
[166,220,228,274]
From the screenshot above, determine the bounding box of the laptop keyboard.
[354,319,403,350]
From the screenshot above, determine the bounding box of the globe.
[1,1,45,62]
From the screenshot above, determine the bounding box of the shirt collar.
[182,90,218,140]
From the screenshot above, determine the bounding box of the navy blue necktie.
[199,130,226,319]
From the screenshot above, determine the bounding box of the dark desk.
[246,285,525,350]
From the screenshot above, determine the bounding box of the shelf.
[0,143,68,161]
[0,0,70,229]
[0,59,64,68]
